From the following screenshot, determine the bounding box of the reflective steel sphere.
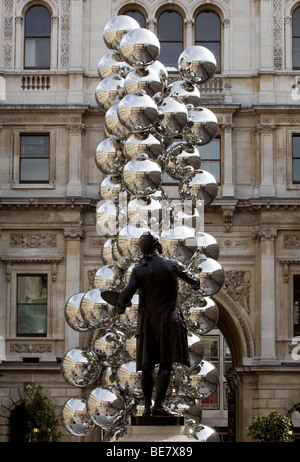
[189,360,219,398]
[192,424,220,442]
[179,169,218,207]
[156,96,188,137]
[62,347,101,387]
[124,132,163,162]
[187,332,204,368]
[197,257,225,296]
[80,288,114,329]
[168,80,201,107]
[103,15,140,50]
[117,91,159,133]
[65,292,92,332]
[163,140,201,180]
[161,225,197,263]
[184,295,219,335]
[124,66,163,96]
[93,327,125,365]
[119,28,160,68]
[97,51,132,80]
[184,106,218,146]
[96,200,119,237]
[87,386,125,430]
[149,60,169,90]
[61,397,96,436]
[99,175,123,202]
[104,101,131,140]
[116,361,143,398]
[95,74,125,112]
[118,293,139,334]
[194,231,220,260]
[93,263,123,290]
[95,137,126,175]
[102,238,115,265]
[122,155,162,197]
[127,196,162,229]
[178,46,217,84]
[117,224,149,257]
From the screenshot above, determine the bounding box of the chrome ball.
[93,263,123,290]
[116,360,143,398]
[161,225,197,263]
[184,106,218,146]
[104,101,130,140]
[80,288,114,329]
[65,292,92,332]
[61,397,96,436]
[97,51,132,80]
[117,224,149,258]
[156,96,188,137]
[117,91,159,133]
[189,360,219,399]
[119,28,160,68]
[168,80,201,107]
[124,66,163,97]
[187,332,204,368]
[103,15,140,50]
[122,155,162,197]
[163,140,201,180]
[195,231,220,260]
[99,175,123,202]
[87,386,125,431]
[95,74,125,112]
[178,46,217,84]
[62,347,101,388]
[184,295,219,335]
[93,327,125,365]
[124,132,163,162]
[192,424,220,442]
[127,196,162,229]
[96,200,119,237]
[95,137,126,175]
[118,294,139,335]
[178,169,218,207]
[102,238,115,265]
[197,257,225,296]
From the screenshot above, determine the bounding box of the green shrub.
[248,409,294,442]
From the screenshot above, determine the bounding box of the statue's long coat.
[117,253,200,371]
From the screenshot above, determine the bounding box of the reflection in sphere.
[184,107,218,146]
[95,74,124,112]
[168,80,201,108]
[117,91,159,133]
[124,333,136,360]
[118,294,139,334]
[148,60,168,90]
[93,327,125,365]
[96,200,119,237]
[156,96,188,137]
[87,387,125,431]
[194,231,220,260]
[117,224,149,257]
[93,263,123,290]
[117,361,143,398]
[119,28,160,68]
[65,292,91,332]
[161,225,197,263]
[184,296,219,335]
[122,155,162,197]
[101,366,118,389]
[187,332,204,368]
[179,169,218,207]
[169,200,201,231]
[195,257,225,296]
[62,347,101,388]
[124,132,163,162]
[192,424,220,442]
[127,196,162,230]
[61,397,96,437]
[97,51,132,80]
[80,288,114,329]
[124,67,163,97]
[103,15,140,50]
[99,175,123,202]
[95,137,125,176]
[102,238,114,265]
[104,102,131,140]
[189,360,219,399]
[178,46,216,84]
[163,141,201,180]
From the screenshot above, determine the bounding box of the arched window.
[24,5,51,69]
[123,10,146,28]
[293,6,300,69]
[195,10,221,73]
[157,11,183,69]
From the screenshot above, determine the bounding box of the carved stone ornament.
[10,233,57,248]
[64,228,85,239]
[10,343,52,353]
[223,270,251,313]
[252,226,277,241]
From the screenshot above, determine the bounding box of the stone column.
[66,123,85,197]
[223,18,230,74]
[284,17,292,71]
[253,226,278,362]
[260,0,273,71]
[14,16,23,70]
[64,226,85,351]
[51,16,59,70]
[223,123,235,197]
[185,19,194,48]
[69,0,83,71]
[147,19,156,34]
[256,124,276,197]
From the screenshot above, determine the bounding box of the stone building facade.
[0,0,300,442]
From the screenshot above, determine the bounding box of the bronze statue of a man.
[116,231,200,417]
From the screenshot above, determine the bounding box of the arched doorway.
[10,403,29,442]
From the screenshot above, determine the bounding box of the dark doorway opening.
[10,403,29,442]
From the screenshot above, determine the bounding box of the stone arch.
[214,289,255,367]
[0,385,26,442]
[285,0,300,17]
[17,0,58,17]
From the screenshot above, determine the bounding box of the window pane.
[17,276,47,336]
[196,42,220,72]
[294,276,300,336]
[25,38,50,68]
[158,11,183,41]
[293,135,300,157]
[25,6,51,37]
[20,158,49,182]
[159,42,183,68]
[293,38,300,68]
[21,135,50,157]
[124,11,146,28]
[20,134,50,183]
[195,11,221,41]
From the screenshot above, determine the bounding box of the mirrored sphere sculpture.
[161,225,197,263]
[103,15,140,50]
[124,132,163,162]
[127,196,162,229]
[119,28,160,68]
[62,347,101,387]
[96,200,119,237]
[168,80,201,108]
[124,67,163,96]
[189,360,219,398]
[61,397,96,437]
[116,361,143,398]
[179,169,218,207]
[102,238,115,265]
[192,424,220,442]
[122,155,162,197]
[184,107,218,146]
[65,292,92,332]
[87,387,125,430]
[163,140,201,180]
[104,102,131,140]
[117,91,159,133]
[117,224,149,258]
[93,327,125,365]
[194,231,220,260]
[118,293,139,334]
[184,295,219,335]
[156,96,188,137]
[187,332,204,368]
[178,46,217,84]
[93,263,123,290]
[80,289,114,329]
[95,74,125,112]
[95,137,125,176]
[98,51,132,80]
[194,257,225,296]
[99,175,123,202]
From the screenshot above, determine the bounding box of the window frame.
[292,6,300,70]
[157,10,184,69]
[19,133,50,184]
[292,133,300,184]
[24,5,51,70]
[195,9,222,74]
[122,9,146,28]
[294,275,300,337]
[197,136,222,186]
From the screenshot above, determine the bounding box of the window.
[294,275,300,336]
[24,5,51,69]
[17,275,47,336]
[197,137,221,184]
[20,134,50,183]
[293,7,300,69]
[157,11,183,69]
[292,134,300,184]
[123,10,146,28]
[195,10,221,73]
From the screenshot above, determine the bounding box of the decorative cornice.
[252,226,277,241]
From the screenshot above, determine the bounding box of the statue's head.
[139,231,162,256]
